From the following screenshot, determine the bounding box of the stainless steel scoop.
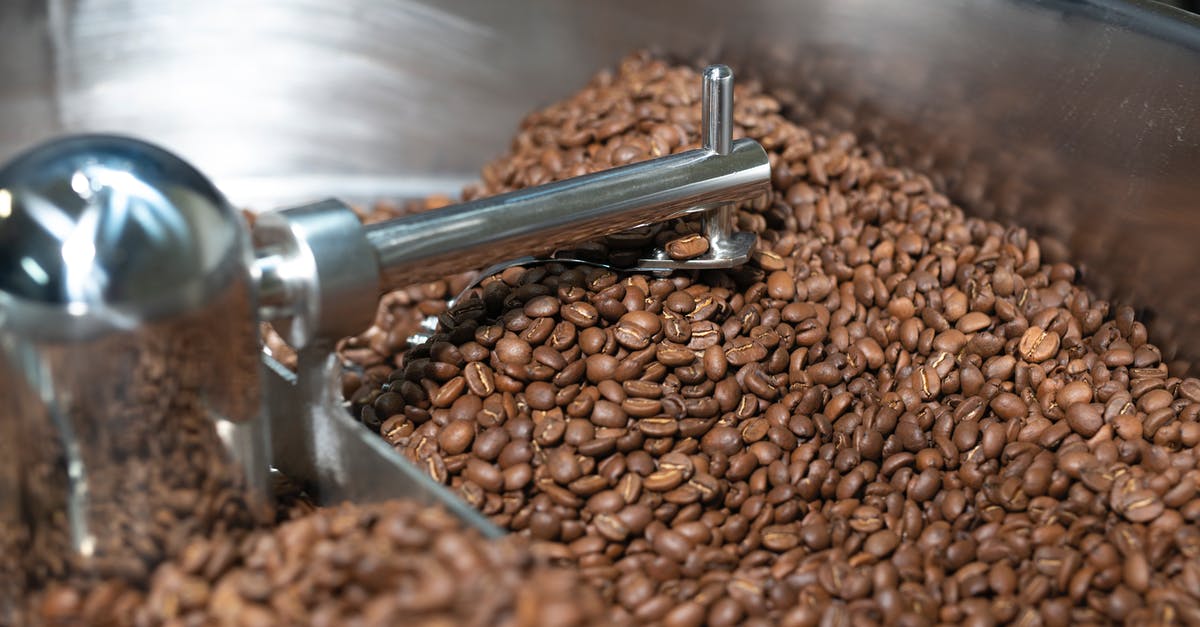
[0,65,769,598]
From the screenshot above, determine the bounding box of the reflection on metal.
[359,138,768,290]
[0,136,271,611]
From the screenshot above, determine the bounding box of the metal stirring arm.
[252,65,767,350]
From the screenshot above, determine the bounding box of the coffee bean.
[663,601,706,627]
[591,400,628,428]
[652,529,692,562]
[956,311,992,333]
[1117,489,1164,523]
[665,235,709,260]
[725,338,767,366]
[464,458,504,492]
[1066,403,1103,437]
[462,362,495,397]
[639,417,678,438]
[1018,326,1060,363]
[437,420,475,455]
[547,449,582,485]
[761,525,800,551]
[864,529,900,557]
[613,310,661,349]
[990,393,1027,420]
[701,426,743,456]
[766,271,795,301]
[561,301,599,328]
[430,376,466,408]
[645,468,684,492]
[525,381,557,410]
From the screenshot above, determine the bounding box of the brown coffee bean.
[431,376,466,408]
[848,506,883,533]
[591,399,628,428]
[1066,403,1103,437]
[463,362,496,396]
[726,338,768,366]
[1117,489,1164,523]
[701,426,743,456]
[645,469,684,492]
[594,513,630,542]
[990,393,1027,420]
[524,295,561,318]
[957,311,992,333]
[766,271,796,300]
[495,336,533,364]
[762,525,800,551]
[547,449,582,485]
[622,397,662,418]
[464,458,504,492]
[864,529,900,557]
[1018,326,1060,362]
[665,235,709,260]
[1056,380,1093,408]
[561,301,599,328]
[652,529,692,562]
[438,420,476,455]
[525,381,557,410]
[663,601,706,627]
[639,417,678,438]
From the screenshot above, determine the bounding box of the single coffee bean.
[665,234,710,260]
[1018,326,1060,363]
[495,336,533,364]
[1066,403,1103,437]
[438,420,476,455]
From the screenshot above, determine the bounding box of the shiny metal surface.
[0,136,270,603]
[702,65,734,157]
[638,63,756,272]
[699,65,738,260]
[253,199,380,350]
[3,0,1197,368]
[364,138,770,289]
[264,350,503,538]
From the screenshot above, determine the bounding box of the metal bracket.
[409,65,759,345]
[633,64,755,272]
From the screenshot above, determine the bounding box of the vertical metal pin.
[701,65,734,253]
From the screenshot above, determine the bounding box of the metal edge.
[261,350,505,538]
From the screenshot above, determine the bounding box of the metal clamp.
[633,64,757,271]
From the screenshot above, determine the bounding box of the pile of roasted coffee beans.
[31,500,607,627]
[347,52,1200,625]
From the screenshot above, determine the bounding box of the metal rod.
[363,137,770,291]
[702,64,734,156]
[701,64,736,253]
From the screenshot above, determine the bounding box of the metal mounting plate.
[631,231,756,272]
